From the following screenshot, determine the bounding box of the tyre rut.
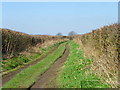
[2,45,59,85]
[30,45,69,88]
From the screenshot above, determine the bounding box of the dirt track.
[30,45,69,89]
[2,45,59,85]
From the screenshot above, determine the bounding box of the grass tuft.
[57,41,110,88]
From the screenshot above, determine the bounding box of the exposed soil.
[2,45,59,85]
[30,45,69,89]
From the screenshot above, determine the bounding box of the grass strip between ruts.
[2,41,61,75]
[3,42,67,88]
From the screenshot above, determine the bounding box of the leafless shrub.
[73,24,119,87]
[1,29,66,59]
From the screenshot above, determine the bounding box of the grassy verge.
[2,42,60,75]
[57,41,110,88]
[3,42,67,88]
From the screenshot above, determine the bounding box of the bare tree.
[68,31,77,36]
[56,33,63,36]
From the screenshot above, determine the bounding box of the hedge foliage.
[1,29,64,58]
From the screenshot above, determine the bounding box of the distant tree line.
[56,31,77,36]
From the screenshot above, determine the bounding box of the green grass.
[2,42,60,74]
[57,41,110,88]
[3,42,67,88]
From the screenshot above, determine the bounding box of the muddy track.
[2,45,60,85]
[30,45,69,89]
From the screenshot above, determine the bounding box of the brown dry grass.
[1,28,66,59]
[20,39,61,57]
[73,24,119,88]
